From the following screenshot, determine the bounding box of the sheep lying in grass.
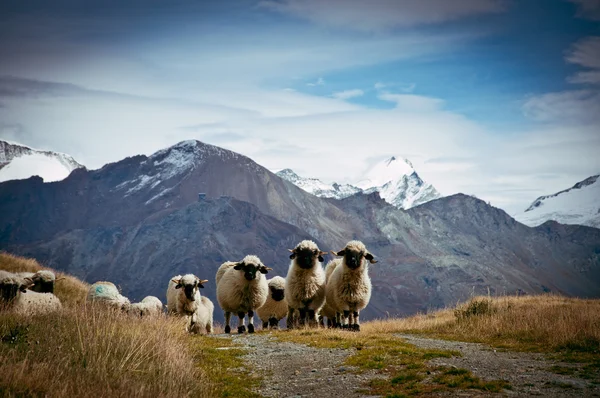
[18,270,58,293]
[0,270,62,314]
[129,296,164,317]
[257,276,287,330]
[285,240,327,328]
[325,240,377,331]
[167,274,213,334]
[87,281,131,311]
[216,255,271,334]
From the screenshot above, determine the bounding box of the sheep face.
[270,286,285,301]
[234,260,270,281]
[172,274,207,302]
[334,241,377,270]
[289,240,328,270]
[0,277,34,302]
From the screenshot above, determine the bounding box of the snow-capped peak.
[515,174,600,229]
[276,169,361,199]
[0,140,83,183]
[355,156,416,190]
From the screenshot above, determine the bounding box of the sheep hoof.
[248,324,255,334]
[352,324,360,332]
[238,325,246,334]
[225,325,231,334]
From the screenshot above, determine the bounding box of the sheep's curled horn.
[330,249,378,264]
[197,278,209,288]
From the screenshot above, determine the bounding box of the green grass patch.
[433,367,510,392]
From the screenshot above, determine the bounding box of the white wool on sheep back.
[87,281,130,310]
[285,240,327,328]
[216,255,270,334]
[129,296,163,317]
[325,240,376,332]
[257,276,287,330]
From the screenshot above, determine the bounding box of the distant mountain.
[1,140,599,321]
[0,140,83,183]
[515,174,600,229]
[277,156,441,209]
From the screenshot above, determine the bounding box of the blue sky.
[0,0,599,213]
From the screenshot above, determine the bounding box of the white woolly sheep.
[129,296,164,317]
[216,255,271,334]
[0,270,62,314]
[87,281,131,311]
[325,240,377,331]
[167,274,213,334]
[18,270,58,293]
[285,240,328,328]
[319,258,340,328]
[257,276,287,330]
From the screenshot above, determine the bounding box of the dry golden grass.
[366,294,600,356]
[0,252,88,307]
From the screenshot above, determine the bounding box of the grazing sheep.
[285,240,328,328]
[257,276,287,330]
[129,296,164,317]
[18,270,58,293]
[87,281,131,311]
[167,274,213,334]
[216,255,271,334]
[0,270,62,314]
[325,240,377,331]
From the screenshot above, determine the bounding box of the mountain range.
[0,140,599,322]
[276,156,441,209]
[0,140,83,183]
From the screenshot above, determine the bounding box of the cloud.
[258,0,506,31]
[569,0,600,20]
[307,77,325,86]
[378,92,445,112]
[522,90,600,123]
[566,36,600,84]
[374,82,416,92]
[331,89,364,100]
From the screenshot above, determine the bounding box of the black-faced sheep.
[87,281,131,311]
[216,255,271,334]
[285,240,327,328]
[18,270,58,293]
[325,240,377,331]
[128,296,164,317]
[167,274,213,334]
[0,270,62,314]
[257,276,287,330]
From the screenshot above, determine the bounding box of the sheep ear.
[331,250,345,257]
[20,277,34,292]
[234,262,244,270]
[288,249,296,259]
[171,278,182,289]
[260,266,272,274]
[365,253,377,264]
[198,279,208,288]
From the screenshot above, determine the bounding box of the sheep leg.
[348,311,355,327]
[269,317,279,330]
[308,309,317,327]
[342,310,350,329]
[298,307,308,327]
[353,311,360,332]
[237,311,246,334]
[224,311,232,334]
[263,321,269,330]
[286,307,295,330]
[247,310,255,333]
[206,319,213,334]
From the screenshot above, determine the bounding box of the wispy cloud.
[331,89,364,100]
[258,0,507,31]
[378,92,445,112]
[522,90,600,123]
[306,77,325,87]
[566,36,600,84]
[569,0,600,20]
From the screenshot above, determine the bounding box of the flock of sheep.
[0,239,377,334]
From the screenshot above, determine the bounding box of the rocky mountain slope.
[0,140,599,321]
[515,174,600,229]
[0,140,83,183]
[276,156,441,209]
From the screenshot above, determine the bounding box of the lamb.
[216,255,271,334]
[167,274,213,334]
[285,240,328,328]
[325,240,377,331]
[18,270,58,293]
[128,296,164,317]
[87,281,131,311]
[256,276,287,330]
[0,270,62,314]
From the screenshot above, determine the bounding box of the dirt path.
[217,333,381,398]
[398,334,600,397]
[212,333,599,397]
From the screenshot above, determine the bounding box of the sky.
[0,0,599,214]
